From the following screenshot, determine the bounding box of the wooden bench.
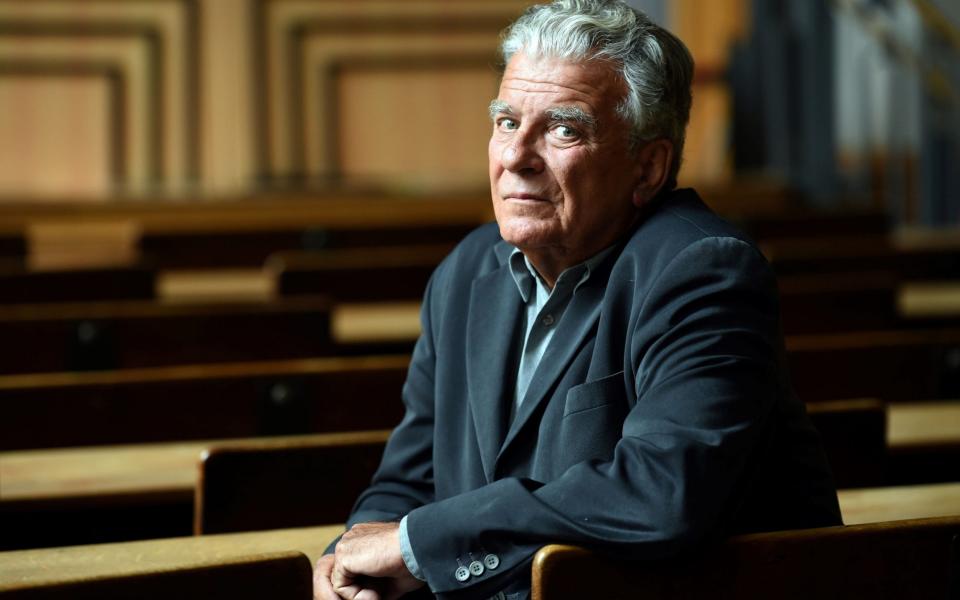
[808,398,960,488]
[195,430,390,535]
[3,400,958,550]
[532,516,960,600]
[0,195,493,269]
[735,210,891,243]
[142,223,472,269]
[0,432,387,551]
[839,482,960,525]
[0,355,408,450]
[0,524,343,598]
[806,399,887,489]
[786,328,960,402]
[0,297,335,375]
[268,244,452,302]
[0,265,156,305]
[777,271,902,334]
[0,551,313,600]
[887,400,960,485]
[763,232,960,281]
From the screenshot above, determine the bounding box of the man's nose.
[501,135,544,174]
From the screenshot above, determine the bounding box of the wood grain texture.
[532,516,960,600]
[0,525,342,594]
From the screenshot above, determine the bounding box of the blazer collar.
[465,239,522,482]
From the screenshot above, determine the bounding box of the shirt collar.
[507,245,616,303]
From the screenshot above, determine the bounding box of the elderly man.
[315,1,841,598]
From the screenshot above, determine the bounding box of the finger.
[313,556,339,600]
[313,574,339,599]
[354,589,382,600]
[333,583,363,600]
[330,564,354,591]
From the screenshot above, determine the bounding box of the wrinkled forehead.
[496,51,627,114]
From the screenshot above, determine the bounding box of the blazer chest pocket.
[554,371,629,472]
[563,370,627,417]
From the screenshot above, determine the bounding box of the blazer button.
[469,560,485,576]
[455,566,471,582]
[484,554,500,570]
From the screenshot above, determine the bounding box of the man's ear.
[631,139,674,208]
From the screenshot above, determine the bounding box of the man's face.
[489,51,643,277]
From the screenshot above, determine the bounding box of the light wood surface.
[0,441,204,504]
[531,516,960,600]
[2,403,956,506]
[157,269,275,303]
[898,282,960,318]
[887,400,960,451]
[837,482,960,525]
[0,196,493,235]
[332,302,421,343]
[0,524,343,593]
[0,431,390,505]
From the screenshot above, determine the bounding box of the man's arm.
[316,262,446,598]
[403,237,786,596]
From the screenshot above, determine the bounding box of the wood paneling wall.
[0,0,742,201]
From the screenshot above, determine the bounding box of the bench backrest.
[0,355,408,450]
[195,430,390,535]
[806,398,887,488]
[268,244,452,302]
[0,297,334,375]
[1,550,313,600]
[533,516,960,600]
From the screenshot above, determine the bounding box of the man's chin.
[497,220,557,250]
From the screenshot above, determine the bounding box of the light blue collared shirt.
[399,245,615,583]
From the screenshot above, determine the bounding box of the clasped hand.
[314,521,424,600]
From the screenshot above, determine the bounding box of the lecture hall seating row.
[1,516,958,599]
[3,400,958,550]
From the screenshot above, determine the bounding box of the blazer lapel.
[497,279,605,462]
[465,241,522,483]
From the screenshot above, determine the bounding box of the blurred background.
[0,0,954,222]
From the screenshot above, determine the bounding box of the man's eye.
[497,118,518,132]
[552,124,579,140]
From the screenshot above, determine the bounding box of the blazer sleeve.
[405,236,785,597]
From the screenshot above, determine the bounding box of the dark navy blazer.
[345,189,842,598]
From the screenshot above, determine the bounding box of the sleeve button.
[455,566,471,582]
[469,560,485,576]
[484,554,500,570]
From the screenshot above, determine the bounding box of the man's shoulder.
[632,188,754,248]
[619,188,761,265]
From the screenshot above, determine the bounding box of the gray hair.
[500,0,694,189]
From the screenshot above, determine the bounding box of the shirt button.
[469,560,485,576]
[542,314,555,326]
[484,553,501,570]
[455,566,471,582]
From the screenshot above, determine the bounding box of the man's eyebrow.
[488,100,597,130]
[546,106,597,129]
[488,99,514,121]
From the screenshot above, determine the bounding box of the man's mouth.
[503,193,549,202]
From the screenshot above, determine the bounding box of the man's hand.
[316,521,425,600]
[313,554,340,600]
